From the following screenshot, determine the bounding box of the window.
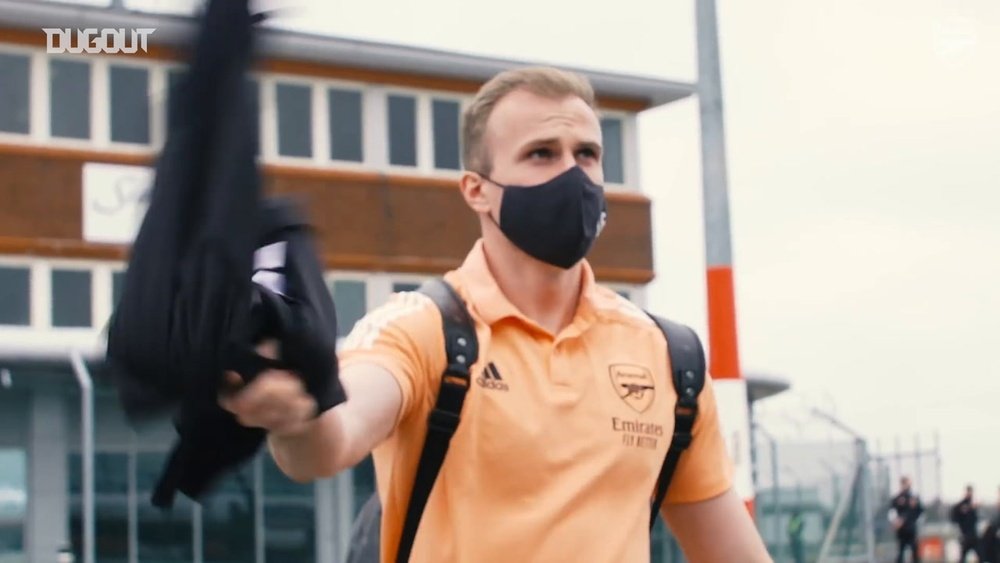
[352,456,376,517]
[432,99,461,170]
[328,88,363,162]
[0,449,26,559]
[0,53,30,134]
[651,518,684,563]
[330,280,366,338]
[112,270,126,307]
[201,464,256,563]
[109,65,150,144]
[50,59,91,139]
[137,452,193,562]
[392,282,420,293]
[387,94,417,166]
[600,117,625,184]
[0,266,30,326]
[263,455,315,562]
[51,269,92,328]
[276,82,312,158]
[68,452,129,561]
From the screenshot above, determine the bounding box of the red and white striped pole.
[694,0,756,516]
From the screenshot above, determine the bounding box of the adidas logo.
[476,362,509,391]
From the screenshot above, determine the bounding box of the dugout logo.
[43,28,155,55]
[476,362,508,391]
[609,364,655,413]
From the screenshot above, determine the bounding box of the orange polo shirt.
[339,240,732,563]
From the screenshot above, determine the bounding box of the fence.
[752,408,945,563]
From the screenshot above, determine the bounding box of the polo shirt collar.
[455,239,599,335]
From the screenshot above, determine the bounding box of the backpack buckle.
[428,408,461,434]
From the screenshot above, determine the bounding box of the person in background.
[979,487,1000,563]
[787,508,805,563]
[891,476,924,563]
[950,485,980,563]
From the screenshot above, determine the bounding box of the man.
[221,66,771,562]
[787,508,805,563]
[980,487,1000,563]
[890,476,924,563]
[951,485,980,562]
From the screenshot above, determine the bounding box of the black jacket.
[105,0,344,508]
[982,516,1000,563]
[891,491,924,535]
[952,497,979,539]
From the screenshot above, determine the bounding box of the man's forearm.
[267,408,351,482]
[267,363,404,483]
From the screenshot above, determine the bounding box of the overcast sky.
[116,0,1000,500]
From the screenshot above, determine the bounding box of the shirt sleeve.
[338,291,445,426]
[663,374,735,504]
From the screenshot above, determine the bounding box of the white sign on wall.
[82,162,154,245]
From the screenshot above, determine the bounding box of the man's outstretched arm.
[222,357,403,483]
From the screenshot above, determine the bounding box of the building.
[0,1,696,561]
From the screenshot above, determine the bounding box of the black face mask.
[484,165,608,269]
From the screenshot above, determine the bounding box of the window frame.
[45,53,97,148]
[597,110,634,190]
[383,89,422,172]
[380,86,470,179]
[105,58,155,149]
[0,258,33,328]
[0,46,644,190]
[320,79,368,168]
[429,94,465,173]
[0,49,33,137]
[324,272,371,344]
[270,76,317,163]
[48,265,96,329]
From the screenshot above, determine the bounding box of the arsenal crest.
[609,364,655,413]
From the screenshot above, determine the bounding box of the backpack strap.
[396,279,478,563]
[646,313,706,529]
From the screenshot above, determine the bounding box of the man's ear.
[459,171,492,214]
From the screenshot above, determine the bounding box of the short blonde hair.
[462,66,596,176]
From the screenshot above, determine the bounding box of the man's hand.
[219,340,318,436]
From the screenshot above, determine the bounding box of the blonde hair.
[462,66,597,176]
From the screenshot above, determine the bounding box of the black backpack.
[346,278,706,563]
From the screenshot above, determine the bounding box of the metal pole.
[857,439,876,563]
[254,456,265,563]
[934,431,943,505]
[695,0,741,378]
[770,435,781,561]
[749,404,759,493]
[895,435,903,484]
[755,427,782,554]
[69,350,95,563]
[696,0,755,518]
[695,0,735,275]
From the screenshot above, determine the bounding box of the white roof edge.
[0,0,695,108]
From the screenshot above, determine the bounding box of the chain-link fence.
[649,394,951,563]
[752,408,945,563]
